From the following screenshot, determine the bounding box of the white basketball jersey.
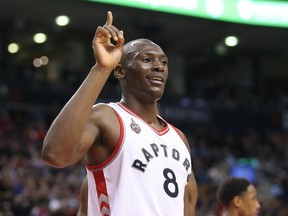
[86,102,192,216]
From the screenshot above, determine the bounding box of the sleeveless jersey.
[86,102,192,216]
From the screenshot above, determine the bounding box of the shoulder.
[85,103,121,164]
[90,103,116,121]
[92,102,114,112]
[89,102,121,132]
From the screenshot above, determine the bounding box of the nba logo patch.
[130,118,141,134]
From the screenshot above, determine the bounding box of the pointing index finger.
[105,11,113,26]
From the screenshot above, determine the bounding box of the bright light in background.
[33,56,49,68]
[90,0,288,28]
[205,0,224,18]
[40,56,49,65]
[33,33,47,44]
[7,43,19,53]
[237,0,254,20]
[55,15,70,26]
[33,58,42,68]
[225,36,239,47]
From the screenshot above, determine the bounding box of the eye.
[142,57,151,63]
[161,60,167,65]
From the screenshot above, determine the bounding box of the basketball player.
[217,177,260,216]
[42,11,197,215]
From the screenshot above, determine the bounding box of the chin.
[150,94,162,102]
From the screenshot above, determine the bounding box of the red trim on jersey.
[92,170,110,215]
[100,202,109,212]
[86,110,124,171]
[117,102,169,136]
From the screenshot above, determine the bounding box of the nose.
[152,59,165,72]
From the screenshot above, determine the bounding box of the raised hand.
[92,11,125,70]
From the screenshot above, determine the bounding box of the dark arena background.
[1,0,288,215]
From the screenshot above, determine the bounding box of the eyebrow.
[138,52,167,58]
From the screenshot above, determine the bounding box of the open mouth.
[147,76,164,83]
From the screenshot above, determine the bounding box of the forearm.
[42,65,112,167]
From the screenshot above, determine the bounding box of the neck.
[119,98,161,125]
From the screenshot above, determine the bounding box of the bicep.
[184,173,198,216]
[188,173,198,207]
[76,108,103,159]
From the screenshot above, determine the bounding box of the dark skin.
[77,177,88,216]
[42,11,197,216]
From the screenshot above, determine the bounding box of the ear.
[232,196,242,208]
[114,64,125,79]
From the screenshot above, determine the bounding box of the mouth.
[146,76,164,84]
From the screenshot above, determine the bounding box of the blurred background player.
[217,177,260,216]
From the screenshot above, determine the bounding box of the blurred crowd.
[1,65,288,216]
[0,108,85,216]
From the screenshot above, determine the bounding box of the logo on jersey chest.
[130,118,141,134]
[132,142,191,173]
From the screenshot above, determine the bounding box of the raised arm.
[42,11,124,168]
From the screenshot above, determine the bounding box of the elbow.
[41,140,71,168]
[41,149,68,168]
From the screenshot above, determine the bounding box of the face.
[238,185,261,216]
[119,40,168,102]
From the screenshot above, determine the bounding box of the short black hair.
[217,177,251,207]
